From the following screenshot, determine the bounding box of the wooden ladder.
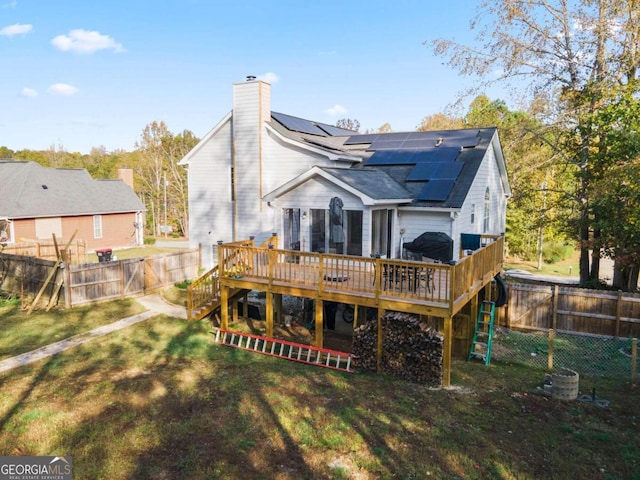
[467,300,496,365]
[212,327,354,373]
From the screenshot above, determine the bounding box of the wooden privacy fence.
[504,282,640,338]
[2,239,87,264]
[0,249,200,308]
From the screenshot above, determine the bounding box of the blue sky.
[2,0,500,154]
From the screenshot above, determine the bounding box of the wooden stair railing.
[186,264,221,321]
[186,235,277,321]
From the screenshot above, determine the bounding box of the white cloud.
[258,72,279,84]
[47,83,79,95]
[21,87,37,97]
[51,29,124,54]
[1,1,18,9]
[325,104,348,116]
[0,23,32,36]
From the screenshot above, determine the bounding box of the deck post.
[377,307,384,373]
[266,291,274,338]
[242,292,248,317]
[220,286,229,330]
[443,316,453,387]
[469,294,479,353]
[275,293,283,325]
[315,299,324,347]
[232,297,238,323]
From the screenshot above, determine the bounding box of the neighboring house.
[0,160,145,251]
[180,77,511,268]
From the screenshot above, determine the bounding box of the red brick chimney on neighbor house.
[117,168,134,189]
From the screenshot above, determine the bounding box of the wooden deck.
[187,235,505,386]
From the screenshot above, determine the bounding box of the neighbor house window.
[483,188,490,233]
[94,215,103,239]
[471,203,475,224]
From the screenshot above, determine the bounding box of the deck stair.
[467,300,496,365]
[212,327,354,372]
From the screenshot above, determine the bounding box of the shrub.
[174,280,192,289]
[543,241,574,264]
[144,237,156,245]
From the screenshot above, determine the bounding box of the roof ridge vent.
[246,75,256,81]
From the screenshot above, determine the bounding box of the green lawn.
[0,298,145,360]
[86,245,190,263]
[0,298,638,479]
[504,251,580,278]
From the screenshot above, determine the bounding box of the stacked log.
[352,311,443,387]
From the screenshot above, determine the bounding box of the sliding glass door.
[371,209,393,258]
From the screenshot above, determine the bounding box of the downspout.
[450,211,458,260]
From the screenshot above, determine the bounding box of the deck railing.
[187,235,504,320]
[186,234,278,320]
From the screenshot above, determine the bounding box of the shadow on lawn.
[0,316,550,478]
[1,313,637,478]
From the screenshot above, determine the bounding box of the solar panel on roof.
[344,134,379,145]
[418,179,456,201]
[406,162,463,181]
[272,112,326,136]
[432,161,463,179]
[403,139,440,148]
[377,132,411,141]
[404,130,480,148]
[413,147,460,163]
[365,150,416,165]
[369,140,406,150]
[316,123,358,136]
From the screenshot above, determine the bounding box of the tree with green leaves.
[134,121,198,237]
[431,0,640,287]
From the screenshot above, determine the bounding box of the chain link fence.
[492,327,638,380]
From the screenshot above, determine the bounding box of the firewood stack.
[352,311,444,386]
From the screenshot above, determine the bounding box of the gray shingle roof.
[318,167,412,201]
[0,160,145,219]
[268,112,499,208]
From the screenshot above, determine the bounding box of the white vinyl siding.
[185,118,234,266]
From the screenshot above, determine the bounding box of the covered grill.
[403,231,454,263]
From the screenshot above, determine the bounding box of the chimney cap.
[246,75,257,81]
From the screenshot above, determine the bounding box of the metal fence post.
[548,328,554,371]
[632,338,637,386]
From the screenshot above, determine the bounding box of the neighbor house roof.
[0,160,146,219]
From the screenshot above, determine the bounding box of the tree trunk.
[590,228,601,283]
[613,256,640,292]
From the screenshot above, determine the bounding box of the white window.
[35,217,62,240]
[93,215,103,239]
[471,203,476,224]
[483,188,490,233]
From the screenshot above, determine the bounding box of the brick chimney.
[117,168,134,189]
